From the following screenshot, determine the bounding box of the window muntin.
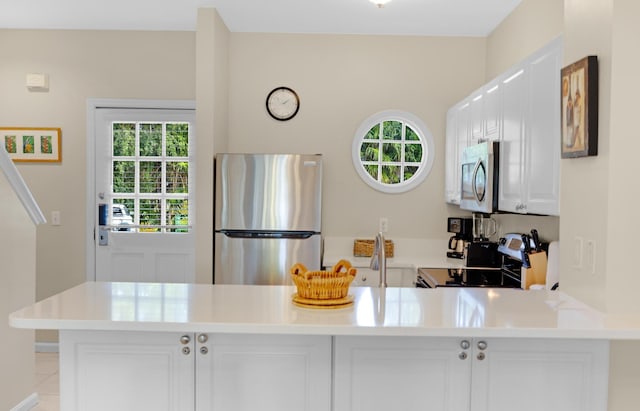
[111,121,191,233]
[352,111,434,193]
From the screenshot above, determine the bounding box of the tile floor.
[32,352,60,411]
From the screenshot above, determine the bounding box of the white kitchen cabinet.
[470,338,609,411]
[334,336,471,411]
[196,334,331,411]
[470,89,485,144]
[498,38,562,215]
[498,65,527,214]
[334,336,609,411]
[60,331,195,411]
[483,78,502,141]
[60,331,331,411]
[444,100,471,204]
[523,39,562,215]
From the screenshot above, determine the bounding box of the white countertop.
[10,281,640,339]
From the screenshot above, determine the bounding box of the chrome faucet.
[369,232,387,288]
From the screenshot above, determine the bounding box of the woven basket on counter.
[290,259,357,300]
[353,239,394,258]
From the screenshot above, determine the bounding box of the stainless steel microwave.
[460,141,499,213]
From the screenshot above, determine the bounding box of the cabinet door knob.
[460,340,471,350]
[180,335,191,345]
[477,352,486,361]
[477,340,488,351]
[200,346,209,355]
[197,334,209,344]
[182,347,191,355]
[459,352,468,360]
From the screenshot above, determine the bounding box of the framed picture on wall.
[1,127,62,162]
[561,55,598,158]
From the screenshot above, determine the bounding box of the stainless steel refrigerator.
[214,153,323,285]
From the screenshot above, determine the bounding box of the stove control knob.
[460,340,470,350]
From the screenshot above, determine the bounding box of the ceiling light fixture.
[369,0,392,8]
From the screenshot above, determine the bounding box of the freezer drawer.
[214,233,322,285]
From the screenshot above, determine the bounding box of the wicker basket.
[353,239,394,258]
[290,259,357,300]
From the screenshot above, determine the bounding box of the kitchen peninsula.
[11,281,635,411]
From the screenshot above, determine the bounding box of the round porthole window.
[352,110,435,194]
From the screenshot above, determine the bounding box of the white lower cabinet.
[61,331,608,411]
[334,336,471,411]
[60,331,195,411]
[60,331,331,411]
[334,336,609,411]
[196,333,332,411]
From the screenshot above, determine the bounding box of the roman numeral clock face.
[266,87,300,121]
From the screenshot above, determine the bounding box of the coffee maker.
[447,217,473,259]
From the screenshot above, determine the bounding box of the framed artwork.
[1,127,61,162]
[561,56,598,158]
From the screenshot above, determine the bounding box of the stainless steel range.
[417,233,538,289]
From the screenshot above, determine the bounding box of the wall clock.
[266,87,300,121]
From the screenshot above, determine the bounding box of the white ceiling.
[0,0,523,37]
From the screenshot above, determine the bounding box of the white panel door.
[60,330,195,411]
[94,108,196,283]
[334,336,471,411]
[498,67,527,213]
[196,334,332,411]
[525,39,562,215]
[470,338,609,411]
[445,107,459,204]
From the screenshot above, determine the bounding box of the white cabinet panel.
[445,108,460,204]
[498,38,562,215]
[196,334,331,411]
[483,80,502,141]
[524,41,562,216]
[470,339,609,411]
[334,336,471,411]
[444,101,470,204]
[470,90,485,143]
[60,331,195,411]
[498,67,527,213]
[334,336,608,411]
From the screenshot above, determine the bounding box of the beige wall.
[486,0,564,80]
[0,30,196,341]
[195,9,229,283]
[0,174,36,409]
[226,33,486,239]
[490,0,640,409]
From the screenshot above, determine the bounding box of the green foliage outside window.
[359,120,424,184]
[111,122,190,232]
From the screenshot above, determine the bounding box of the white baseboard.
[35,342,59,353]
[10,393,39,411]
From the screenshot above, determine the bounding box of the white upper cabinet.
[445,36,562,215]
[498,66,527,214]
[524,39,562,215]
[469,90,485,144]
[499,37,562,215]
[483,79,502,141]
[444,100,471,204]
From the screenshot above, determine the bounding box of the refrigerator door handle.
[219,230,317,239]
